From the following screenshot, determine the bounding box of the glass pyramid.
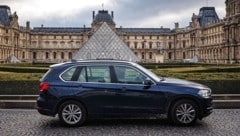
[73,22,139,62]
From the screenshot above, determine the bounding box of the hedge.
[0,80,239,95]
[0,67,48,73]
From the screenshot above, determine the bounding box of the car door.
[72,65,119,115]
[109,65,167,114]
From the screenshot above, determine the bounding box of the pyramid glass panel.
[73,22,139,62]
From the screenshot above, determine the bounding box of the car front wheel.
[58,100,86,127]
[169,99,198,125]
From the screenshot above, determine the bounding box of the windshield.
[133,63,160,82]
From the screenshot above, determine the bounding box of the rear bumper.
[36,95,56,116]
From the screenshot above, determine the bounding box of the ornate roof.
[73,22,139,62]
[0,5,11,26]
[198,7,220,27]
[93,10,114,23]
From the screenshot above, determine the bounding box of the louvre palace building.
[0,0,239,63]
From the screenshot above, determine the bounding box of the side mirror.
[143,79,153,86]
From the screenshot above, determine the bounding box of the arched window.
[46,52,49,59]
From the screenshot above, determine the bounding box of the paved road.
[0,109,239,136]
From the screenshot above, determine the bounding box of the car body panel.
[37,60,213,121]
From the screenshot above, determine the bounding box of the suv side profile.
[37,60,213,126]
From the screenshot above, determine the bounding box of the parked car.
[37,60,213,126]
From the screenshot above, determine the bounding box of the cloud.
[1,0,226,28]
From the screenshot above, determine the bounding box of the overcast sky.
[1,0,226,28]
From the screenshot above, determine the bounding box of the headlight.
[198,89,211,98]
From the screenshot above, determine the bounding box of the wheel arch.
[54,98,88,116]
[166,95,202,118]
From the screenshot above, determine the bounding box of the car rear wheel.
[169,99,198,125]
[58,100,86,127]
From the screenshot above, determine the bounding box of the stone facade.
[0,0,239,64]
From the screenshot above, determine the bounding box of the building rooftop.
[0,5,11,26]
[31,27,91,33]
[93,10,114,23]
[119,28,173,34]
[198,7,220,27]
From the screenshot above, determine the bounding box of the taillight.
[40,82,49,92]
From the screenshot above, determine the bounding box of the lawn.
[151,66,240,80]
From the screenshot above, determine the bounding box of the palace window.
[169,42,172,49]
[142,52,145,59]
[46,52,49,59]
[127,42,130,48]
[183,52,186,59]
[168,52,172,59]
[22,52,25,59]
[142,42,145,49]
[68,52,72,59]
[134,42,138,49]
[149,42,152,49]
[61,52,64,59]
[53,52,57,59]
[33,52,37,59]
[149,52,153,59]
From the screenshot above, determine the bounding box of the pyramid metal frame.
[73,22,139,62]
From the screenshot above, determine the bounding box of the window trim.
[59,64,156,86]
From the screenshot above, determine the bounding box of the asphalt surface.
[0,109,239,136]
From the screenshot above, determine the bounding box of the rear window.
[61,67,77,81]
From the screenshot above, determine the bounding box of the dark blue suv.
[37,60,213,126]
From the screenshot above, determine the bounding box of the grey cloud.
[9,0,226,28]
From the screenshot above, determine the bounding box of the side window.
[83,66,111,83]
[78,67,86,82]
[114,66,146,84]
[61,67,77,81]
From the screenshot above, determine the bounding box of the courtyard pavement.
[0,109,239,136]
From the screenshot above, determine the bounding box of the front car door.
[109,65,167,114]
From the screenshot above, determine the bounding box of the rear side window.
[61,67,77,81]
[78,66,111,83]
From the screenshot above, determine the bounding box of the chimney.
[92,11,95,20]
[175,22,179,29]
[26,21,30,29]
[83,24,86,32]
[111,11,114,19]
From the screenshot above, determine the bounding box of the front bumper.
[199,98,213,119]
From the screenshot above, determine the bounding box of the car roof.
[50,59,136,68]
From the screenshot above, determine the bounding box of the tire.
[58,100,87,127]
[169,99,198,126]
